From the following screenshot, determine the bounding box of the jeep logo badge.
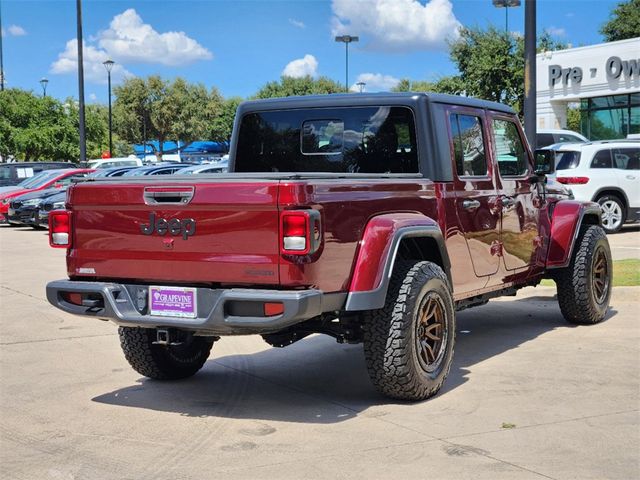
[140,213,196,240]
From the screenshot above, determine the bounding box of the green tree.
[0,88,110,161]
[210,96,242,142]
[566,107,581,133]
[253,76,343,99]
[113,76,213,158]
[600,0,640,41]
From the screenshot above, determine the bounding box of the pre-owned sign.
[549,55,639,87]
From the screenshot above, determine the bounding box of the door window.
[492,119,528,177]
[613,148,640,170]
[449,114,488,177]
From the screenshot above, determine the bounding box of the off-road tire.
[597,194,626,234]
[555,225,612,324]
[118,327,214,380]
[362,261,455,401]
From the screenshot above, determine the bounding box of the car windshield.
[555,151,581,170]
[18,170,62,188]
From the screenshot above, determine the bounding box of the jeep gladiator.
[46,93,612,400]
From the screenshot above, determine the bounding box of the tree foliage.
[209,96,242,142]
[253,76,344,99]
[393,28,567,115]
[113,76,217,157]
[0,88,112,161]
[600,0,640,41]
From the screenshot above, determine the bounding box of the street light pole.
[492,0,521,33]
[103,59,114,157]
[0,1,5,91]
[39,77,49,97]
[356,81,365,93]
[76,0,87,163]
[523,0,536,147]
[335,35,359,92]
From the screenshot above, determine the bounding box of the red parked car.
[46,94,611,401]
[0,169,94,224]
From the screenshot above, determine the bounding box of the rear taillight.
[49,210,71,248]
[280,210,321,255]
[557,176,589,184]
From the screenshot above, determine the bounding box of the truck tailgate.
[67,180,280,285]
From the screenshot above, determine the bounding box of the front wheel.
[555,225,612,324]
[362,261,456,401]
[118,327,214,380]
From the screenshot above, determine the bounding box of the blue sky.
[0,0,621,103]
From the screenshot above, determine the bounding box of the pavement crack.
[1,333,117,346]
[0,284,48,304]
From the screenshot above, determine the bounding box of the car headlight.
[22,198,43,207]
[52,202,65,209]
[1,198,9,205]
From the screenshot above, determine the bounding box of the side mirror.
[534,149,554,175]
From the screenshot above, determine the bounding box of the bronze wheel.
[591,245,610,305]
[415,292,447,373]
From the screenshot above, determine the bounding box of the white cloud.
[2,24,27,37]
[282,54,318,78]
[97,9,212,66]
[89,93,98,102]
[332,0,461,52]
[350,73,400,92]
[546,26,567,37]
[51,39,133,85]
[289,18,306,29]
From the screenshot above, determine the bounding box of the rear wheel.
[597,194,625,233]
[362,261,455,401]
[555,225,612,324]
[118,327,214,380]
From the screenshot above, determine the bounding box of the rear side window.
[537,133,555,147]
[590,150,612,169]
[235,106,418,173]
[492,119,529,177]
[449,114,487,177]
[555,133,583,144]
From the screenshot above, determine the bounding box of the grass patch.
[540,259,640,287]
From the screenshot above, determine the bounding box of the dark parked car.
[7,188,66,226]
[0,162,75,187]
[36,191,67,229]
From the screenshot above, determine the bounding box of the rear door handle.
[462,200,481,211]
[626,175,636,180]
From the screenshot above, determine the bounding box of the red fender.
[345,213,449,311]
[547,200,602,269]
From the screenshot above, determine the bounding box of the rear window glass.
[235,106,418,173]
[555,151,581,170]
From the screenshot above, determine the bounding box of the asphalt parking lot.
[1,225,638,480]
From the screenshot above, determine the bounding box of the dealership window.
[580,94,640,140]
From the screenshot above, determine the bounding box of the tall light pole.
[39,77,49,97]
[523,0,536,147]
[0,0,5,91]
[103,59,114,157]
[492,0,521,33]
[76,0,87,163]
[335,35,358,93]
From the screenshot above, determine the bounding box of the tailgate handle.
[144,186,194,205]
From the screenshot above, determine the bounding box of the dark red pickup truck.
[46,93,612,400]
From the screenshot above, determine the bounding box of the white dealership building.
[536,37,640,140]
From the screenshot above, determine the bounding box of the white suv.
[547,141,640,233]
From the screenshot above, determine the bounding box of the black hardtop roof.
[238,92,514,115]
